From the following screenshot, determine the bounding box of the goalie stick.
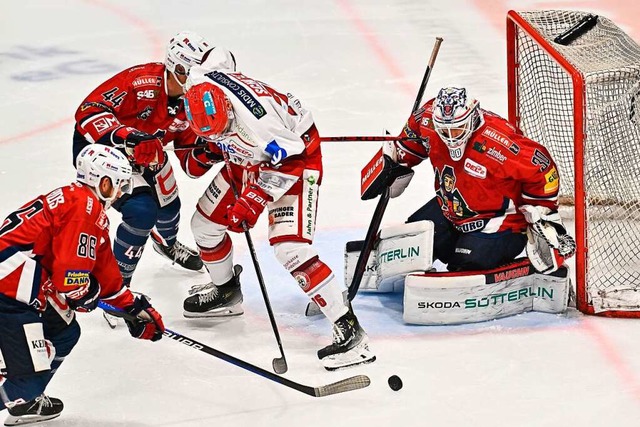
[306,37,444,317]
[97,301,370,397]
[168,135,424,152]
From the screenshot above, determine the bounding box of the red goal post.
[506,10,640,317]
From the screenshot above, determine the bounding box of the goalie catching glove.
[520,205,576,274]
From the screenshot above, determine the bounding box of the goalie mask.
[184,82,233,138]
[165,31,211,88]
[433,87,483,161]
[76,144,133,207]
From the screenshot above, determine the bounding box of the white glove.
[520,205,576,273]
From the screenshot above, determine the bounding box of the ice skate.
[183,265,243,318]
[153,240,204,271]
[4,394,63,426]
[318,308,376,371]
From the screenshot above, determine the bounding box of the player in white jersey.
[175,57,375,370]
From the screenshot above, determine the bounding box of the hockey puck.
[388,375,403,391]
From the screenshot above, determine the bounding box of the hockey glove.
[66,275,101,313]
[114,126,165,167]
[361,149,414,200]
[123,295,165,342]
[227,185,271,232]
[520,205,576,274]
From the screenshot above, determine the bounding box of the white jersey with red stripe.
[186,68,317,201]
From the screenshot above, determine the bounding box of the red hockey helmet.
[184,82,231,137]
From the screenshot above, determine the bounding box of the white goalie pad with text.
[403,259,571,325]
[344,221,433,293]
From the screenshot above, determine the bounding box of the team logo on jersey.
[463,158,487,179]
[265,140,288,165]
[435,166,478,220]
[95,210,109,230]
[63,270,90,287]
[138,106,154,120]
[206,71,267,119]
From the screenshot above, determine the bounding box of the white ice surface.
[1,1,640,426]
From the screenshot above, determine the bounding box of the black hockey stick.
[220,150,288,375]
[305,37,444,316]
[97,301,370,397]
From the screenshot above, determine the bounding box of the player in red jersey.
[0,145,164,426]
[369,87,575,274]
[71,31,235,286]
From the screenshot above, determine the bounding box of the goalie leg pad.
[403,259,571,325]
[343,220,434,293]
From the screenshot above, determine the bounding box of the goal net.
[507,10,640,316]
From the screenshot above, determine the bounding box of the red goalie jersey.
[74,62,197,148]
[0,184,133,311]
[394,99,560,234]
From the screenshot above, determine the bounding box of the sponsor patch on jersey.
[463,158,487,179]
[472,141,487,153]
[486,147,507,164]
[138,106,154,120]
[64,270,91,287]
[168,118,189,133]
[265,140,288,165]
[482,127,519,154]
[544,166,559,193]
[132,76,162,88]
[205,71,267,119]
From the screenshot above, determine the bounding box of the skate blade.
[4,413,62,426]
[183,304,244,318]
[320,342,376,371]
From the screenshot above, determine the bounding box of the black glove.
[66,275,101,312]
[123,295,165,342]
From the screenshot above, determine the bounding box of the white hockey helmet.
[200,46,237,72]
[432,87,483,160]
[76,144,133,206]
[165,31,211,86]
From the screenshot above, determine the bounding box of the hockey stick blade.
[97,302,369,397]
[304,300,323,317]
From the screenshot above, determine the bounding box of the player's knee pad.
[47,320,80,361]
[119,193,158,231]
[273,241,319,272]
[191,210,228,249]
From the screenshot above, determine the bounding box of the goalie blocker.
[344,222,572,325]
